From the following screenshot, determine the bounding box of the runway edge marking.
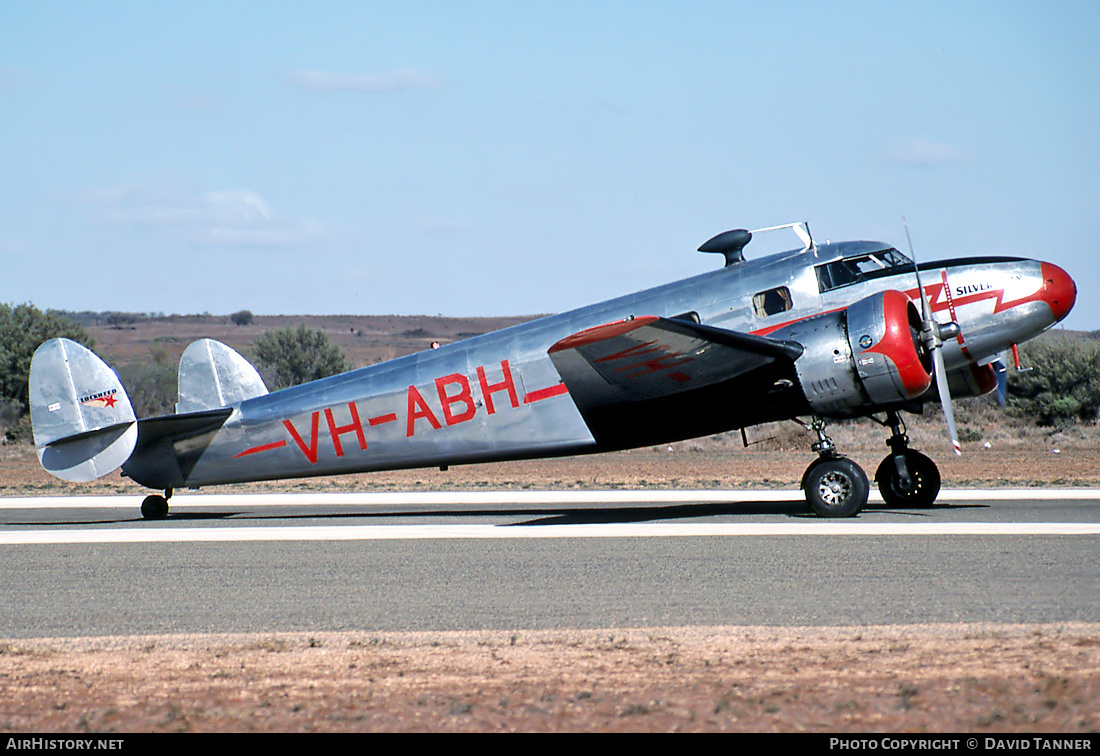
[2,522,1100,545]
[3,488,1100,509]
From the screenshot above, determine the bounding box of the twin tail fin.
[29,337,268,484]
[29,338,138,482]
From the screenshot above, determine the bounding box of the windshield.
[816,247,913,292]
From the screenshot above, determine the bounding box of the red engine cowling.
[772,290,933,416]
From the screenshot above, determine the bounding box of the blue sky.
[2,2,1097,329]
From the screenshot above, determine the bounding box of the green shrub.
[251,324,350,390]
[1007,336,1100,425]
[116,347,177,418]
[0,303,92,411]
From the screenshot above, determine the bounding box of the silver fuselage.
[127,242,1067,489]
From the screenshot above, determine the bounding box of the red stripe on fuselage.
[523,383,569,403]
[234,439,288,458]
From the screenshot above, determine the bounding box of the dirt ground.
[0,625,1097,733]
[4,396,1100,732]
[5,426,1100,496]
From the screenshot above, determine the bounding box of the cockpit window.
[753,286,793,318]
[816,247,912,292]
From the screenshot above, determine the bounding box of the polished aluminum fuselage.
[144,243,1063,489]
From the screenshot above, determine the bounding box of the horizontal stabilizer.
[177,338,268,413]
[29,338,138,482]
[121,407,233,490]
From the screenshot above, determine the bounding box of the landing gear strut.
[800,419,868,518]
[141,488,172,520]
[873,411,942,508]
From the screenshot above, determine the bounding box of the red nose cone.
[1041,262,1077,322]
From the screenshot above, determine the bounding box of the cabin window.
[752,286,793,318]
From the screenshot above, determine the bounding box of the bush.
[251,324,350,390]
[230,310,254,326]
[116,346,177,418]
[0,303,93,411]
[1007,336,1100,425]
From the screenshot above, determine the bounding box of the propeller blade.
[992,358,1009,407]
[933,346,962,455]
[904,217,962,455]
[903,219,933,321]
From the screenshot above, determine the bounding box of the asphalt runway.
[1,489,1098,638]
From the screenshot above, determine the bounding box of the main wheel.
[141,494,169,520]
[803,457,868,518]
[875,450,941,508]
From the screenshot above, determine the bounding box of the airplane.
[27,222,1076,520]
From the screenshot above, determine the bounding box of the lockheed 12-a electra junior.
[28,222,1076,519]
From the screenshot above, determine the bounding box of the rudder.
[29,338,137,482]
[176,338,268,413]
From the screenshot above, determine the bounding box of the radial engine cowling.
[772,290,933,416]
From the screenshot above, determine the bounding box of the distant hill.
[74,312,545,369]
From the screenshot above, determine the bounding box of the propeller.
[992,344,1029,407]
[992,357,1009,407]
[903,219,962,455]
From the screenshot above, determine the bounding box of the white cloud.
[0,67,27,90]
[887,138,970,167]
[286,68,441,93]
[85,184,323,248]
[0,238,31,256]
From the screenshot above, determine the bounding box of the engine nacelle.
[772,290,932,416]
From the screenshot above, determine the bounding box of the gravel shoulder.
[1,624,1098,733]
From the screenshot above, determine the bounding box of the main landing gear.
[872,411,942,508]
[799,412,946,517]
[800,419,869,518]
[141,488,172,520]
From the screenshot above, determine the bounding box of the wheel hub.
[819,472,852,504]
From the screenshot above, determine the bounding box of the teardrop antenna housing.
[698,229,752,266]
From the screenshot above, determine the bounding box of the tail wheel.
[803,457,868,518]
[141,494,169,520]
[875,450,942,508]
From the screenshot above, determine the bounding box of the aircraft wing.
[548,316,805,448]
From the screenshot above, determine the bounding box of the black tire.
[141,494,169,520]
[875,450,942,508]
[803,457,869,518]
